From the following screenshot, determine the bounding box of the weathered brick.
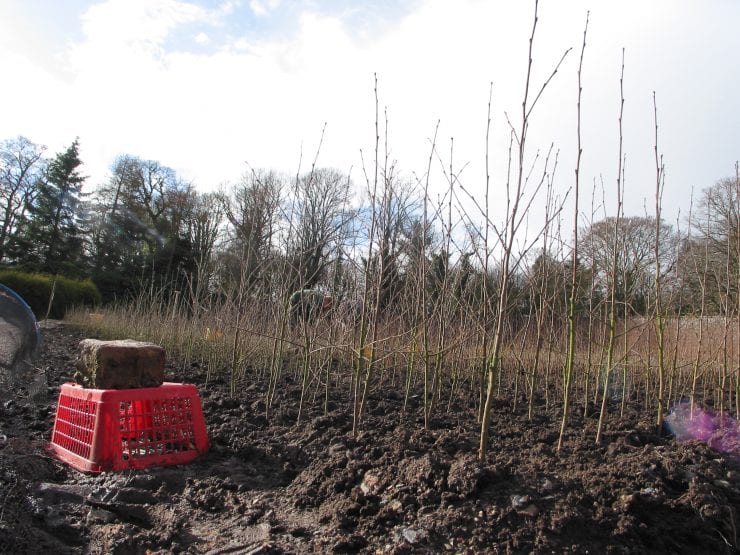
[75,339,165,389]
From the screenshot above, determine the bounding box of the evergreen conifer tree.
[14,139,87,276]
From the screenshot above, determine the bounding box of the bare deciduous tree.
[0,136,46,262]
[288,167,355,293]
[580,216,678,316]
[220,169,283,295]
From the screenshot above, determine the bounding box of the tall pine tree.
[14,139,87,276]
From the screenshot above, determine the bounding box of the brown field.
[1,321,739,554]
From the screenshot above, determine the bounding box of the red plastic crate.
[49,382,208,473]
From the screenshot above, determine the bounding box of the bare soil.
[1,323,739,554]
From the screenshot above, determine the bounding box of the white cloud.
[194,32,209,45]
[0,50,75,149]
[77,0,205,53]
[250,0,281,18]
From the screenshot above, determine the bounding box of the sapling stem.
[557,10,588,452]
[596,48,625,444]
[652,91,667,429]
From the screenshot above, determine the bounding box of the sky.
[1,0,738,238]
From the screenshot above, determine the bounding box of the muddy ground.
[1,323,739,554]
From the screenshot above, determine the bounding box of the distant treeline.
[0,135,737,320]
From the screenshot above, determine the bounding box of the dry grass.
[65,300,738,421]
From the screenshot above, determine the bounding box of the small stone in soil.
[517,504,540,517]
[87,508,116,525]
